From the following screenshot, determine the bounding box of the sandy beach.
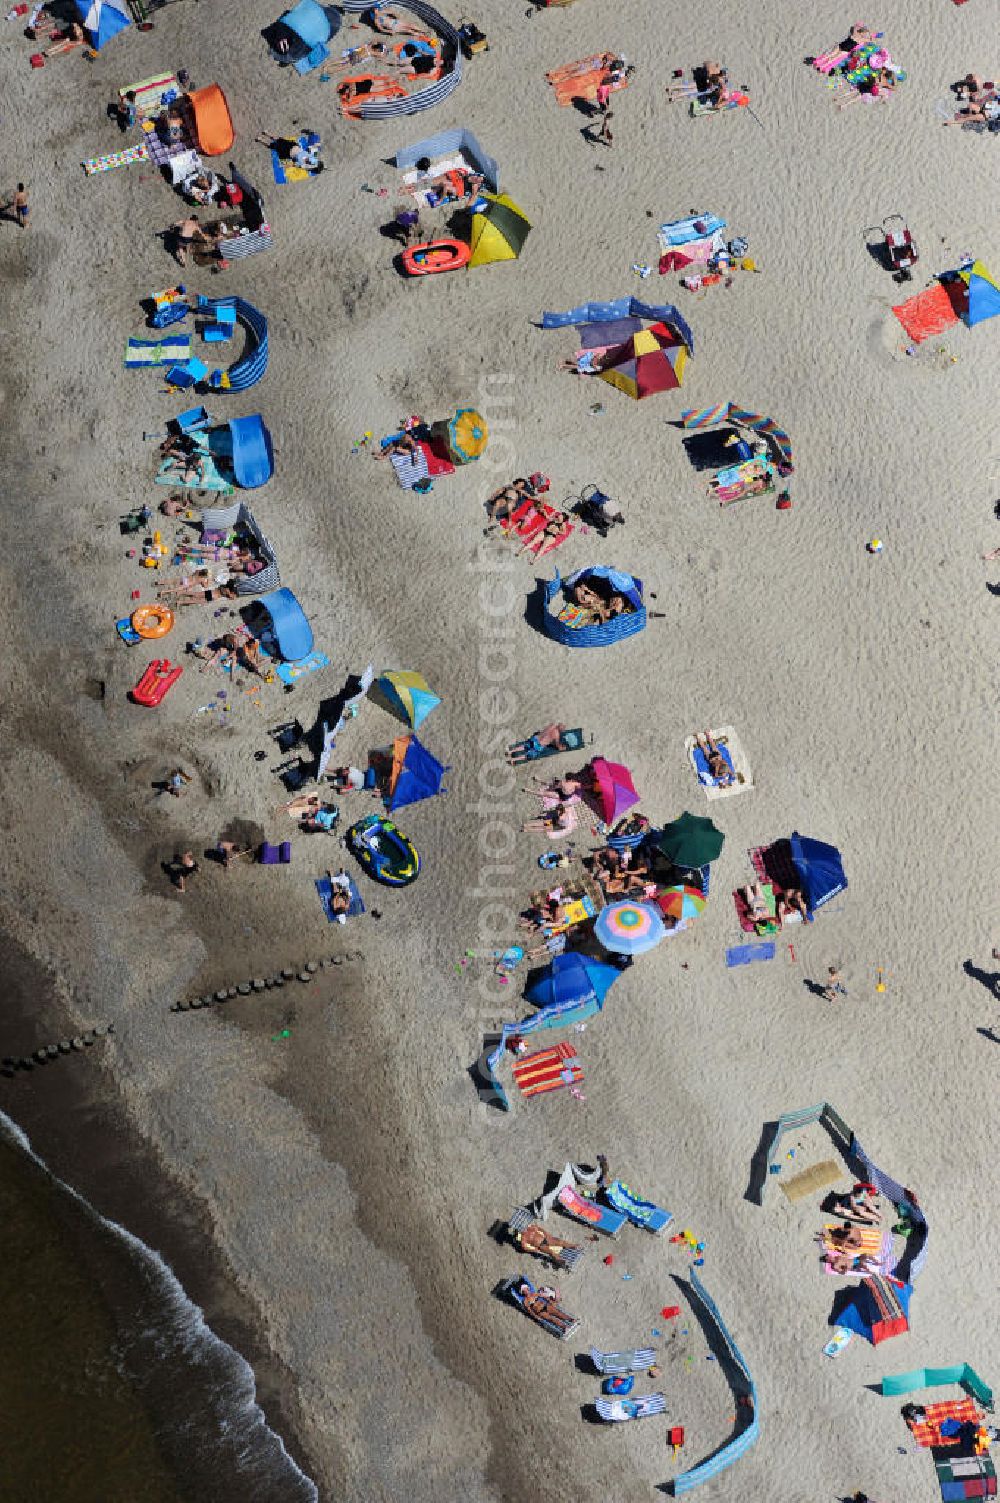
[1,0,999,1498]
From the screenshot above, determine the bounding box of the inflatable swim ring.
[132,603,175,640]
[402,238,471,276]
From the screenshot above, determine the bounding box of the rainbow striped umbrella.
[594,900,666,956]
[656,885,707,923]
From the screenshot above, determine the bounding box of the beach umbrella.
[594,900,666,956]
[376,669,440,729]
[73,0,131,49]
[656,885,707,923]
[789,832,847,911]
[468,192,531,269]
[590,758,640,825]
[525,951,620,1012]
[599,322,689,400]
[657,811,725,868]
[446,407,489,464]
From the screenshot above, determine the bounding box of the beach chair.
[500,1275,580,1340]
[590,1346,657,1376]
[165,358,208,390]
[605,1180,672,1234]
[259,841,292,865]
[596,1393,667,1423]
[507,1206,585,1270]
[556,1184,627,1237]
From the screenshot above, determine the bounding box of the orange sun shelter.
[188,85,235,157]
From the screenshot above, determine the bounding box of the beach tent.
[525,951,620,1012]
[789,831,847,910]
[376,670,440,728]
[394,127,500,194]
[72,0,130,49]
[836,1277,912,1346]
[188,86,235,157]
[229,416,274,488]
[599,322,688,399]
[590,758,640,824]
[541,296,695,358]
[268,0,338,74]
[658,811,725,868]
[468,193,531,268]
[959,260,1000,326]
[680,404,794,468]
[386,734,448,811]
[255,587,313,661]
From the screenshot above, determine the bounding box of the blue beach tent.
[73,0,130,49]
[525,951,621,1012]
[387,735,448,812]
[271,0,338,74]
[229,415,274,489]
[256,588,313,662]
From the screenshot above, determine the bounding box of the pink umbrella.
[590,758,640,825]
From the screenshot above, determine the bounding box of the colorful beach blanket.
[83,142,148,176]
[120,73,180,118]
[909,1397,983,1449]
[270,150,316,185]
[125,335,191,368]
[513,1041,583,1098]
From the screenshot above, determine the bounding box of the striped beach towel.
[590,1346,657,1375]
[83,142,148,176]
[218,227,274,260]
[125,335,191,368]
[861,1275,909,1343]
[513,1041,583,1098]
[120,73,180,118]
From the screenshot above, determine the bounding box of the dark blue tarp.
[790,831,848,911]
[540,296,694,355]
[388,736,448,811]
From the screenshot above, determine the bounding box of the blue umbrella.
[74,0,131,49]
[789,832,848,911]
[594,900,666,956]
[525,951,621,1011]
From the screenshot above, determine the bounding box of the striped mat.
[219,228,275,260]
[513,1041,583,1098]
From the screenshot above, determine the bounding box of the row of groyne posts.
[2,953,363,1078]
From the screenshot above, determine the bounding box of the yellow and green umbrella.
[446,407,489,463]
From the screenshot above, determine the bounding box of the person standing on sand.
[6,184,29,229]
[821,966,847,1002]
[170,851,199,893]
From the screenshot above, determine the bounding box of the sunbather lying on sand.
[560,349,611,376]
[324,869,354,915]
[817,1223,878,1274]
[486,477,541,527]
[505,723,570,764]
[665,61,727,105]
[157,571,237,606]
[696,731,734,784]
[43,20,86,56]
[517,511,572,559]
[521,801,577,837]
[742,883,772,924]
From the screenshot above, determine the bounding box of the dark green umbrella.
[657,811,725,868]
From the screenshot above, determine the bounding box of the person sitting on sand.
[168,850,199,893]
[197,632,240,672]
[170,214,215,268]
[330,765,367,793]
[302,804,339,832]
[393,203,423,245]
[505,723,570,765]
[43,20,86,56]
[215,840,250,869]
[696,731,734,785]
[514,1221,582,1268]
[777,887,811,924]
[831,1183,881,1225]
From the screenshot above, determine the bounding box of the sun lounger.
[812,47,850,74]
[501,1275,580,1340]
[557,1184,627,1237]
[596,1392,667,1422]
[605,1180,672,1234]
[507,1206,586,1270]
[316,871,365,922]
[590,1346,657,1376]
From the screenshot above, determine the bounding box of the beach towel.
[389,444,429,490]
[274,650,330,686]
[315,871,365,922]
[859,1274,910,1343]
[120,72,180,118]
[733,882,779,935]
[590,1346,657,1375]
[812,47,850,74]
[83,142,148,175]
[725,941,775,967]
[892,283,961,344]
[513,1041,584,1098]
[270,149,317,185]
[935,1456,996,1502]
[686,726,753,801]
[822,1225,894,1275]
[908,1397,983,1449]
[546,56,630,107]
[125,335,191,368]
[155,448,234,493]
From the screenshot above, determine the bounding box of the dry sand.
[1,0,999,1498]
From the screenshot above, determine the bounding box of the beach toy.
[668,1425,685,1458]
[867,538,883,553]
[131,603,174,640]
[875,965,886,992]
[661,1305,680,1319]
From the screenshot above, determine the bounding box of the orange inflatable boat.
[402,239,472,276]
[338,75,408,119]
